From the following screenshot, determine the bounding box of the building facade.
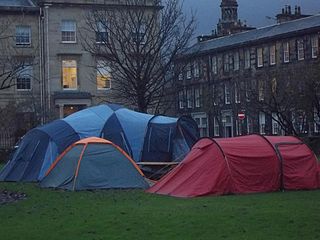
[0,0,158,148]
[175,4,320,138]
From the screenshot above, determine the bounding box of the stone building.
[0,0,159,148]
[175,2,320,138]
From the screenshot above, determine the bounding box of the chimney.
[288,5,291,14]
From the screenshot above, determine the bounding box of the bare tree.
[0,18,34,91]
[81,0,195,113]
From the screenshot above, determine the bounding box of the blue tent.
[0,104,199,182]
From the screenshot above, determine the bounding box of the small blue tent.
[0,104,198,182]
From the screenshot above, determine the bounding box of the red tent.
[147,135,319,197]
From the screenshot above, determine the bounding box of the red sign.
[238,112,245,120]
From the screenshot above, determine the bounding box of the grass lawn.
[0,165,320,240]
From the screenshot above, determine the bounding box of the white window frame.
[259,112,266,135]
[61,20,76,43]
[16,25,31,46]
[224,83,231,104]
[314,109,319,133]
[235,84,240,103]
[311,36,319,59]
[211,56,217,74]
[178,72,183,81]
[186,64,192,79]
[178,90,184,109]
[270,45,276,65]
[272,113,279,135]
[297,40,304,61]
[257,48,263,67]
[187,89,193,108]
[192,113,209,137]
[245,49,251,69]
[16,65,32,91]
[96,21,108,44]
[194,62,200,78]
[214,117,220,137]
[234,51,240,71]
[247,115,253,134]
[258,79,265,101]
[224,54,229,72]
[97,61,112,90]
[195,88,201,108]
[283,42,290,63]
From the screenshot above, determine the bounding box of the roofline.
[180,14,320,59]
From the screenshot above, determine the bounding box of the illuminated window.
[97,61,111,89]
[62,60,77,90]
[61,20,76,43]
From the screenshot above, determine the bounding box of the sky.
[183,0,320,37]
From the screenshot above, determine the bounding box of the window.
[61,20,76,43]
[283,42,290,63]
[96,21,108,43]
[224,83,231,104]
[234,51,240,71]
[62,60,77,89]
[212,85,218,106]
[297,40,304,60]
[195,88,201,108]
[192,113,209,137]
[269,45,276,65]
[186,64,192,79]
[194,62,200,78]
[259,112,266,135]
[132,23,146,45]
[311,36,319,59]
[247,116,253,134]
[214,117,220,136]
[17,65,32,90]
[245,49,251,69]
[224,54,229,72]
[97,61,111,90]
[271,77,277,94]
[178,90,184,109]
[178,72,183,81]
[257,48,263,67]
[211,56,217,74]
[245,81,251,102]
[235,84,240,103]
[16,26,31,45]
[272,113,279,135]
[187,89,193,108]
[314,109,319,133]
[258,79,265,101]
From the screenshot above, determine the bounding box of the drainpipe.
[45,4,51,118]
[38,7,43,124]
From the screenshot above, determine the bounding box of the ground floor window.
[192,113,209,137]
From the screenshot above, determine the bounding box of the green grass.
[0,181,319,240]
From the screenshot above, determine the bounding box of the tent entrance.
[275,142,319,191]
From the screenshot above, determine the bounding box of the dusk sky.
[184,0,320,37]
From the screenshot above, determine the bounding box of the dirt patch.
[0,189,27,205]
